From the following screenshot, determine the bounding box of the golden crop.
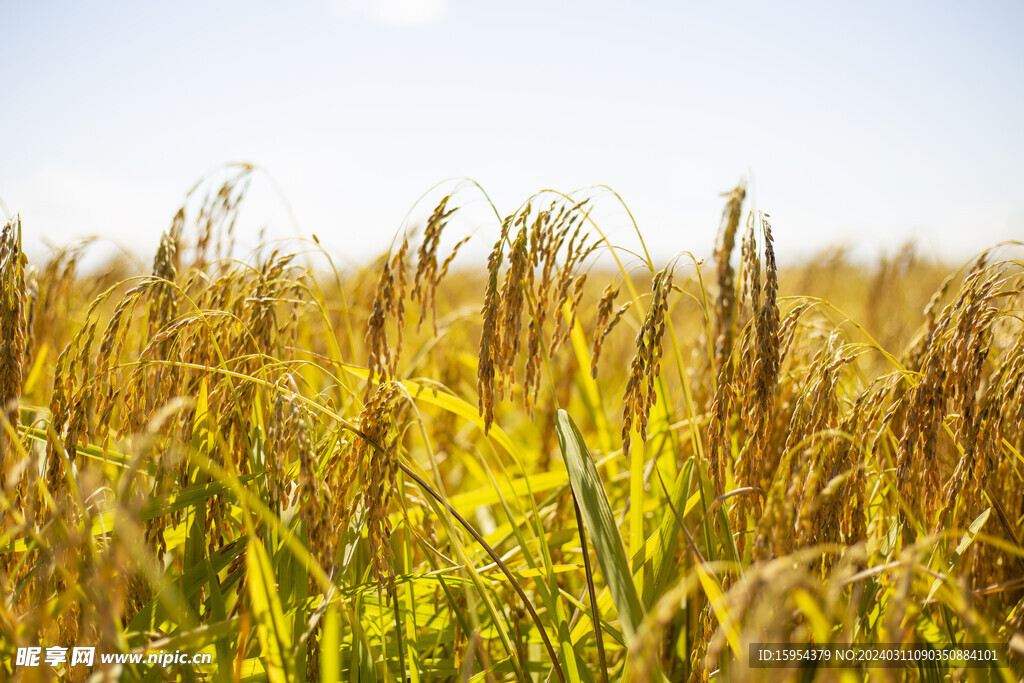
[1,167,1022,681]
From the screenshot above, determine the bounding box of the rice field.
[1,166,1023,681]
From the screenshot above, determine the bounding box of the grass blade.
[556,409,644,641]
[247,538,295,683]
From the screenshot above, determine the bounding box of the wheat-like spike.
[549,272,586,357]
[705,377,733,497]
[277,381,335,569]
[390,238,409,376]
[751,214,780,449]
[365,238,409,393]
[147,220,182,415]
[931,268,1002,534]
[522,207,555,411]
[622,265,674,457]
[0,217,27,472]
[894,259,996,527]
[904,272,955,371]
[477,216,510,434]
[437,235,471,283]
[591,283,623,377]
[412,195,457,333]
[192,166,253,268]
[711,184,746,370]
[497,225,530,391]
[334,381,403,594]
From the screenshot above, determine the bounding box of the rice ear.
[0,216,27,471]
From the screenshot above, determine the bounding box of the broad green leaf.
[694,561,740,656]
[321,603,341,683]
[247,538,295,683]
[204,559,232,674]
[926,507,990,602]
[556,409,644,640]
[880,517,901,558]
[127,539,246,633]
[642,458,695,608]
[349,606,378,683]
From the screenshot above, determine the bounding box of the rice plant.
[1,169,1022,681]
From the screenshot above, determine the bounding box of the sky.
[2,0,1022,268]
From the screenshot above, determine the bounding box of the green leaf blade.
[555,409,644,641]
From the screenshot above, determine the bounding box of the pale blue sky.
[2,1,1022,266]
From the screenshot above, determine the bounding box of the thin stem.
[573,492,609,683]
[397,461,568,683]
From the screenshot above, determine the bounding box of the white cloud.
[328,0,448,25]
